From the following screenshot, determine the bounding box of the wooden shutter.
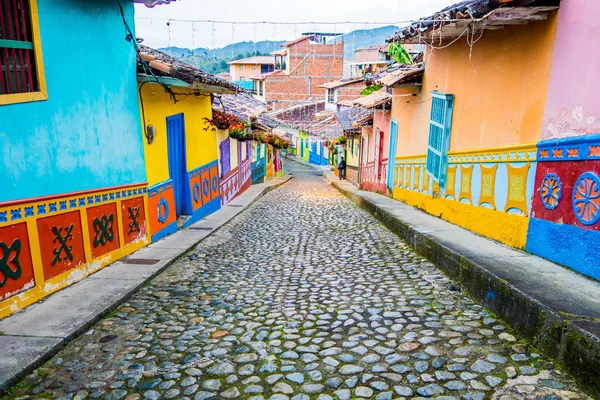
[426,92,454,184]
[219,138,231,178]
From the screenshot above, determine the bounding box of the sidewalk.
[321,168,600,397]
[0,175,293,393]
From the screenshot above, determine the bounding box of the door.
[378,130,385,181]
[387,120,398,190]
[374,129,381,180]
[166,113,186,217]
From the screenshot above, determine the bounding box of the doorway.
[166,113,187,217]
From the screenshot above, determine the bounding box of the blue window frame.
[426,91,454,185]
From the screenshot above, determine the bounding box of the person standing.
[338,156,346,180]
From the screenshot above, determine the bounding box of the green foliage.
[388,42,413,65]
[360,84,383,96]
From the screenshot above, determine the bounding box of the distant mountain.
[331,25,398,60]
[156,26,398,74]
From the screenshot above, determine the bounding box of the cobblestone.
[3,162,590,399]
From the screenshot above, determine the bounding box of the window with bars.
[425,91,454,185]
[0,0,42,100]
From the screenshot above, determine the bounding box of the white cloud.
[134,0,455,49]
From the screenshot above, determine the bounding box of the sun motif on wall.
[540,173,562,210]
[573,172,600,225]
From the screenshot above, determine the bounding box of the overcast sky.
[134,0,455,50]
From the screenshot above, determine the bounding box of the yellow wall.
[393,13,558,157]
[346,135,361,167]
[139,84,217,186]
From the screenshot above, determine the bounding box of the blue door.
[387,120,398,191]
[167,114,186,217]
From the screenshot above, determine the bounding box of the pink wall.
[542,0,600,139]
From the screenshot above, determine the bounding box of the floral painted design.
[540,173,562,210]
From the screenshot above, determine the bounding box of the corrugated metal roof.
[352,88,392,108]
[319,77,364,89]
[369,63,425,87]
[335,107,373,132]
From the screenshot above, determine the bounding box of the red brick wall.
[335,82,365,103]
[264,40,345,110]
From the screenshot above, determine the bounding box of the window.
[327,89,335,103]
[0,0,46,104]
[239,65,245,70]
[240,76,246,81]
[426,91,454,184]
[252,65,257,70]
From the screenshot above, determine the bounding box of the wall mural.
[527,133,600,281]
[0,184,149,318]
[391,144,537,248]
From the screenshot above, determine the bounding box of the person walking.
[337,156,346,180]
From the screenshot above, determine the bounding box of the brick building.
[319,77,365,112]
[252,33,344,111]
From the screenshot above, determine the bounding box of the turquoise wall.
[0,0,146,203]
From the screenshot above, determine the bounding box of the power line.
[135,18,466,25]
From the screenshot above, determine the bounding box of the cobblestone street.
[6,161,589,400]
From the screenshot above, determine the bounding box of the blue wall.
[526,218,600,281]
[0,0,146,203]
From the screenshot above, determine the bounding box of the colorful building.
[385,1,571,264]
[353,89,393,194]
[335,107,374,185]
[137,46,241,241]
[212,92,280,201]
[526,0,600,280]
[227,56,274,91]
[0,0,171,319]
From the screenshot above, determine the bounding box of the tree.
[388,42,412,65]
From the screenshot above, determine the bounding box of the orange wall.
[393,13,558,157]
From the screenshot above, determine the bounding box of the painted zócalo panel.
[0,184,149,319]
[527,133,600,280]
[391,144,537,248]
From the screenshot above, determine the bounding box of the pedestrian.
[337,156,346,180]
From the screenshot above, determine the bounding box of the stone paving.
[4,161,590,400]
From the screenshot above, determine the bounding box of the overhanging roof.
[388,0,559,44]
[319,77,364,89]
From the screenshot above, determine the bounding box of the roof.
[335,106,374,132]
[282,36,312,48]
[138,45,242,94]
[213,92,278,130]
[250,70,286,81]
[134,0,174,7]
[271,49,288,56]
[355,45,389,53]
[369,62,425,87]
[228,56,275,65]
[271,102,343,139]
[319,77,364,89]
[388,0,560,44]
[352,88,392,108]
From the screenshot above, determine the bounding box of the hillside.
[331,25,398,60]
[157,26,398,74]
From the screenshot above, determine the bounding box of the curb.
[0,176,293,394]
[329,179,600,398]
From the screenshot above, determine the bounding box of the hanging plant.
[204,110,238,131]
[228,123,254,141]
[337,136,347,145]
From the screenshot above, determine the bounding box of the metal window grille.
[425,92,454,185]
[0,0,38,95]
